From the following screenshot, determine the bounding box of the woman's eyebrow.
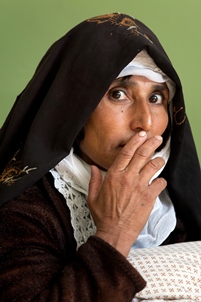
[151,83,169,92]
[111,78,137,88]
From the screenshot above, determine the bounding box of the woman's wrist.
[95,229,137,257]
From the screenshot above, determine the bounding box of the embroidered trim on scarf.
[87,13,153,43]
[173,106,187,125]
[0,150,37,186]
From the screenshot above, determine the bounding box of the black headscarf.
[0,13,201,238]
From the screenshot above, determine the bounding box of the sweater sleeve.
[0,174,146,302]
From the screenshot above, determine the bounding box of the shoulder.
[0,173,76,252]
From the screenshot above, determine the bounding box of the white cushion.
[127,241,201,301]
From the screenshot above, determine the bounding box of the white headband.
[117,50,176,103]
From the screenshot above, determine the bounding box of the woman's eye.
[110,90,127,100]
[149,93,163,104]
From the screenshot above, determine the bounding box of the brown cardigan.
[0,173,187,301]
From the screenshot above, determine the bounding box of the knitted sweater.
[0,173,146,302]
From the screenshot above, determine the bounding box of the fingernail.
[139,131,146,137]
[155,135,163,141]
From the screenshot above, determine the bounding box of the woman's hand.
[87,131,167,257]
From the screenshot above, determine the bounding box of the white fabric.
[50,164,96,249]
[117,49,176,104]
[50,142,176,249]
[128,241,201,301]
[131,137,176,248]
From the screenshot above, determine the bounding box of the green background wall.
[1,0,201,161]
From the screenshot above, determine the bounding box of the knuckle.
[148,157,164,170]
[143,178,167,202]
[120,148,134,158]
[150,136,163,148]
[150,178,167,195]
[120,136,146,159]
[155,177,167,187]
[104,173,116,184]
[143,190,153,202]
[120,174,133,187]
[136,137,162,159]
[136,147,149,158]
[106,172,133,188]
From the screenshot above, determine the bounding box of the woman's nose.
[130,100,152,132]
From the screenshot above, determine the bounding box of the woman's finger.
[110,131,147,171]
[126,135,163,173]
[111,133,163,176]
[139,156,165,185]
[88,165,103,204]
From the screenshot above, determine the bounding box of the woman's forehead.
[110,75,169,90]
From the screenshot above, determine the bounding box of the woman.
[0,13,201,301]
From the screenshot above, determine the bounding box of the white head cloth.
[117,49,176,104]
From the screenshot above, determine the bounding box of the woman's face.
[79,75,169,170]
